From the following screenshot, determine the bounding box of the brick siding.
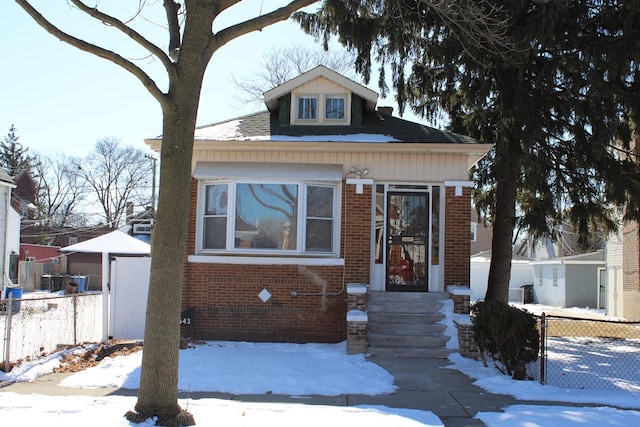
[181,180,371,343]
[444,187,471,286]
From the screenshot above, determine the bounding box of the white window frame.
[470,222,477,242]
[296,95,318,121]
[196,179,340,257]
[325,95,346,120]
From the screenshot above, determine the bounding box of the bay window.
[199,180,338,255]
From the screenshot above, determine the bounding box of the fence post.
[73,294,78,346]
[3,293,13,372]
[540,312,546,384]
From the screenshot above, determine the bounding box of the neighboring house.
[470,250,534,302]
[146,66,492,343]
[0,168,21,296]
[20,224,112,247]
[604,222,640,320]
[124,203,155,244]
[531,250,605,308]
[470,209,492,255]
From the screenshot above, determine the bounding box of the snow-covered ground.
[1,303,639,426]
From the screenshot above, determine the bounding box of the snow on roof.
[193,119,400,142]
[59,230,150,255]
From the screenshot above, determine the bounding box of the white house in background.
[0,168,21,297]
[470,250,534,302]
[531,250,605,308]
[603,223,640,321]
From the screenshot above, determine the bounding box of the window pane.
[205,184,227,215]
[431,186,440,265]
[307,186,333,218]
[204,217,226,249]
[306,219,333,252]
[297,97,317,119]
[326,97,345,119]
[235,184,298,250]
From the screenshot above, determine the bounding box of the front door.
[386,191,429,292]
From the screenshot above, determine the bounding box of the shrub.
[471,301,539,380]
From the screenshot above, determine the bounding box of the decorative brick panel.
[448,285,472,315]
[347,320,367,354]
[346,283,368,354]
[455,321,478,360]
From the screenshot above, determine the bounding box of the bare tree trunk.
[128,22,210,425]
[485,146,521,303]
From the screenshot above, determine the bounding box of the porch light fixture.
[347,166,372,194]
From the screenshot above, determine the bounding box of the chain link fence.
[536,313,640,391]
[1,293,103,372]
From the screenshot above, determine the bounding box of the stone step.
[367,312,445,325]
[367,300,444,314]
[367,321,446,335]
[367,292,449,303]
[364,291,452,359]
[368,333,449,348]
[367,346,453,358]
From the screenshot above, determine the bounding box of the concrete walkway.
[1,356,582,427]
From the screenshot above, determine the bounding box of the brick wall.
[181,179,372,343]
[622,221,640,293]
[444,187,471,286]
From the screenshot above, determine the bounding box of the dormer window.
[297,96,317,120]
[325,96,345,120]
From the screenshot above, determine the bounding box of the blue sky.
[0,2,330,157]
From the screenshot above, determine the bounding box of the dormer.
[263,65,378,126]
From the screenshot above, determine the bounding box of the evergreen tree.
[1,124,35,175]
[295,0,640,303]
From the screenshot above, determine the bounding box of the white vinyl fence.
[1,293,102,370]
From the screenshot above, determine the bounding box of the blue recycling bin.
[73,275,87,292]
[4,286,23,313]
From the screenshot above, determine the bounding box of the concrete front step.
[368,312,445,325]
[367,346,453,358]
[366,291,452,359]
[368,333,449,348]
[368,321,447,335]
[367,301,445,314]
[367,292,450,302]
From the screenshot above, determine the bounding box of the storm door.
[386,191,429,291]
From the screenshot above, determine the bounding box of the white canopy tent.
[60,230,151,343]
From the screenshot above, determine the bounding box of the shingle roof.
[0,168,14,185]
[195,109,482,145]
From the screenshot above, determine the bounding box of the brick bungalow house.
[146,66,492,346]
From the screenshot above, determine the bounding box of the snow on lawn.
[58,341,398,395]
[3,301,640,426]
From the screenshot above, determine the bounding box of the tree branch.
[164,0,181,61]
[16,0,171,109]
[211,0,317,55]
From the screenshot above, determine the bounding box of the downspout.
[3,186,12,295]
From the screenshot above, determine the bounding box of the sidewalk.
[0,355,583,427]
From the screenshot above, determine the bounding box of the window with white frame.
[297,96,317,120]
[200,180,338,254]
[325,96,345,120]
[470,222,477,242]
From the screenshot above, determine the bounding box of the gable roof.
[263,65,378,112]
[0,168,15,187]
[59,230,150,255]
[186,109,484,145]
